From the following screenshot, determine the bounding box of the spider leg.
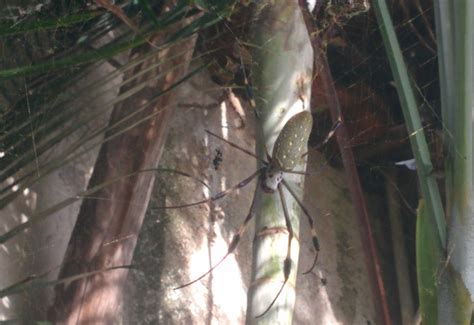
[174,185,259,290]
[301,117,342,157]
[157,167,264,209]
[281,169,310,176]
[256,184,294,318]
[282,179,320,275]
[264,145,272,162]
[158,168,211,190]
[316,117,342,148]
[205,130,266,163]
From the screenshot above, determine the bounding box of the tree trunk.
[246,1,313,323]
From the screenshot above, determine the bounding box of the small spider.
[212,148,223,170]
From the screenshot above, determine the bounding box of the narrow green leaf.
[0,167,208,243]
[0,63,207,207]
[138,0,160,26]
[416,200,442,325]
[0,265,133,298]
[0,51,203,184]
[372,0,446,248]
[0,36,147,79]
[0,5,205,80]
[0,11,100,36]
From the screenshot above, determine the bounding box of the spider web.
[0,1,442,323]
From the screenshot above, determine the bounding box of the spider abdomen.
[272,111,313,171]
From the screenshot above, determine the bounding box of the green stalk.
[374,0,473,323]
[450,1,473,218]
[436,0,474,323]
[247,1,313,323]
[433,0,455,219]
[372,0,446,248]
[416,200,442,325]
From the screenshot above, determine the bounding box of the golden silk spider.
[159,108,341,317]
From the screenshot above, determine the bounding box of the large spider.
[161,110,340,317]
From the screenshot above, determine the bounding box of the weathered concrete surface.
[0,61,375,323]
[125,69,375,324]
